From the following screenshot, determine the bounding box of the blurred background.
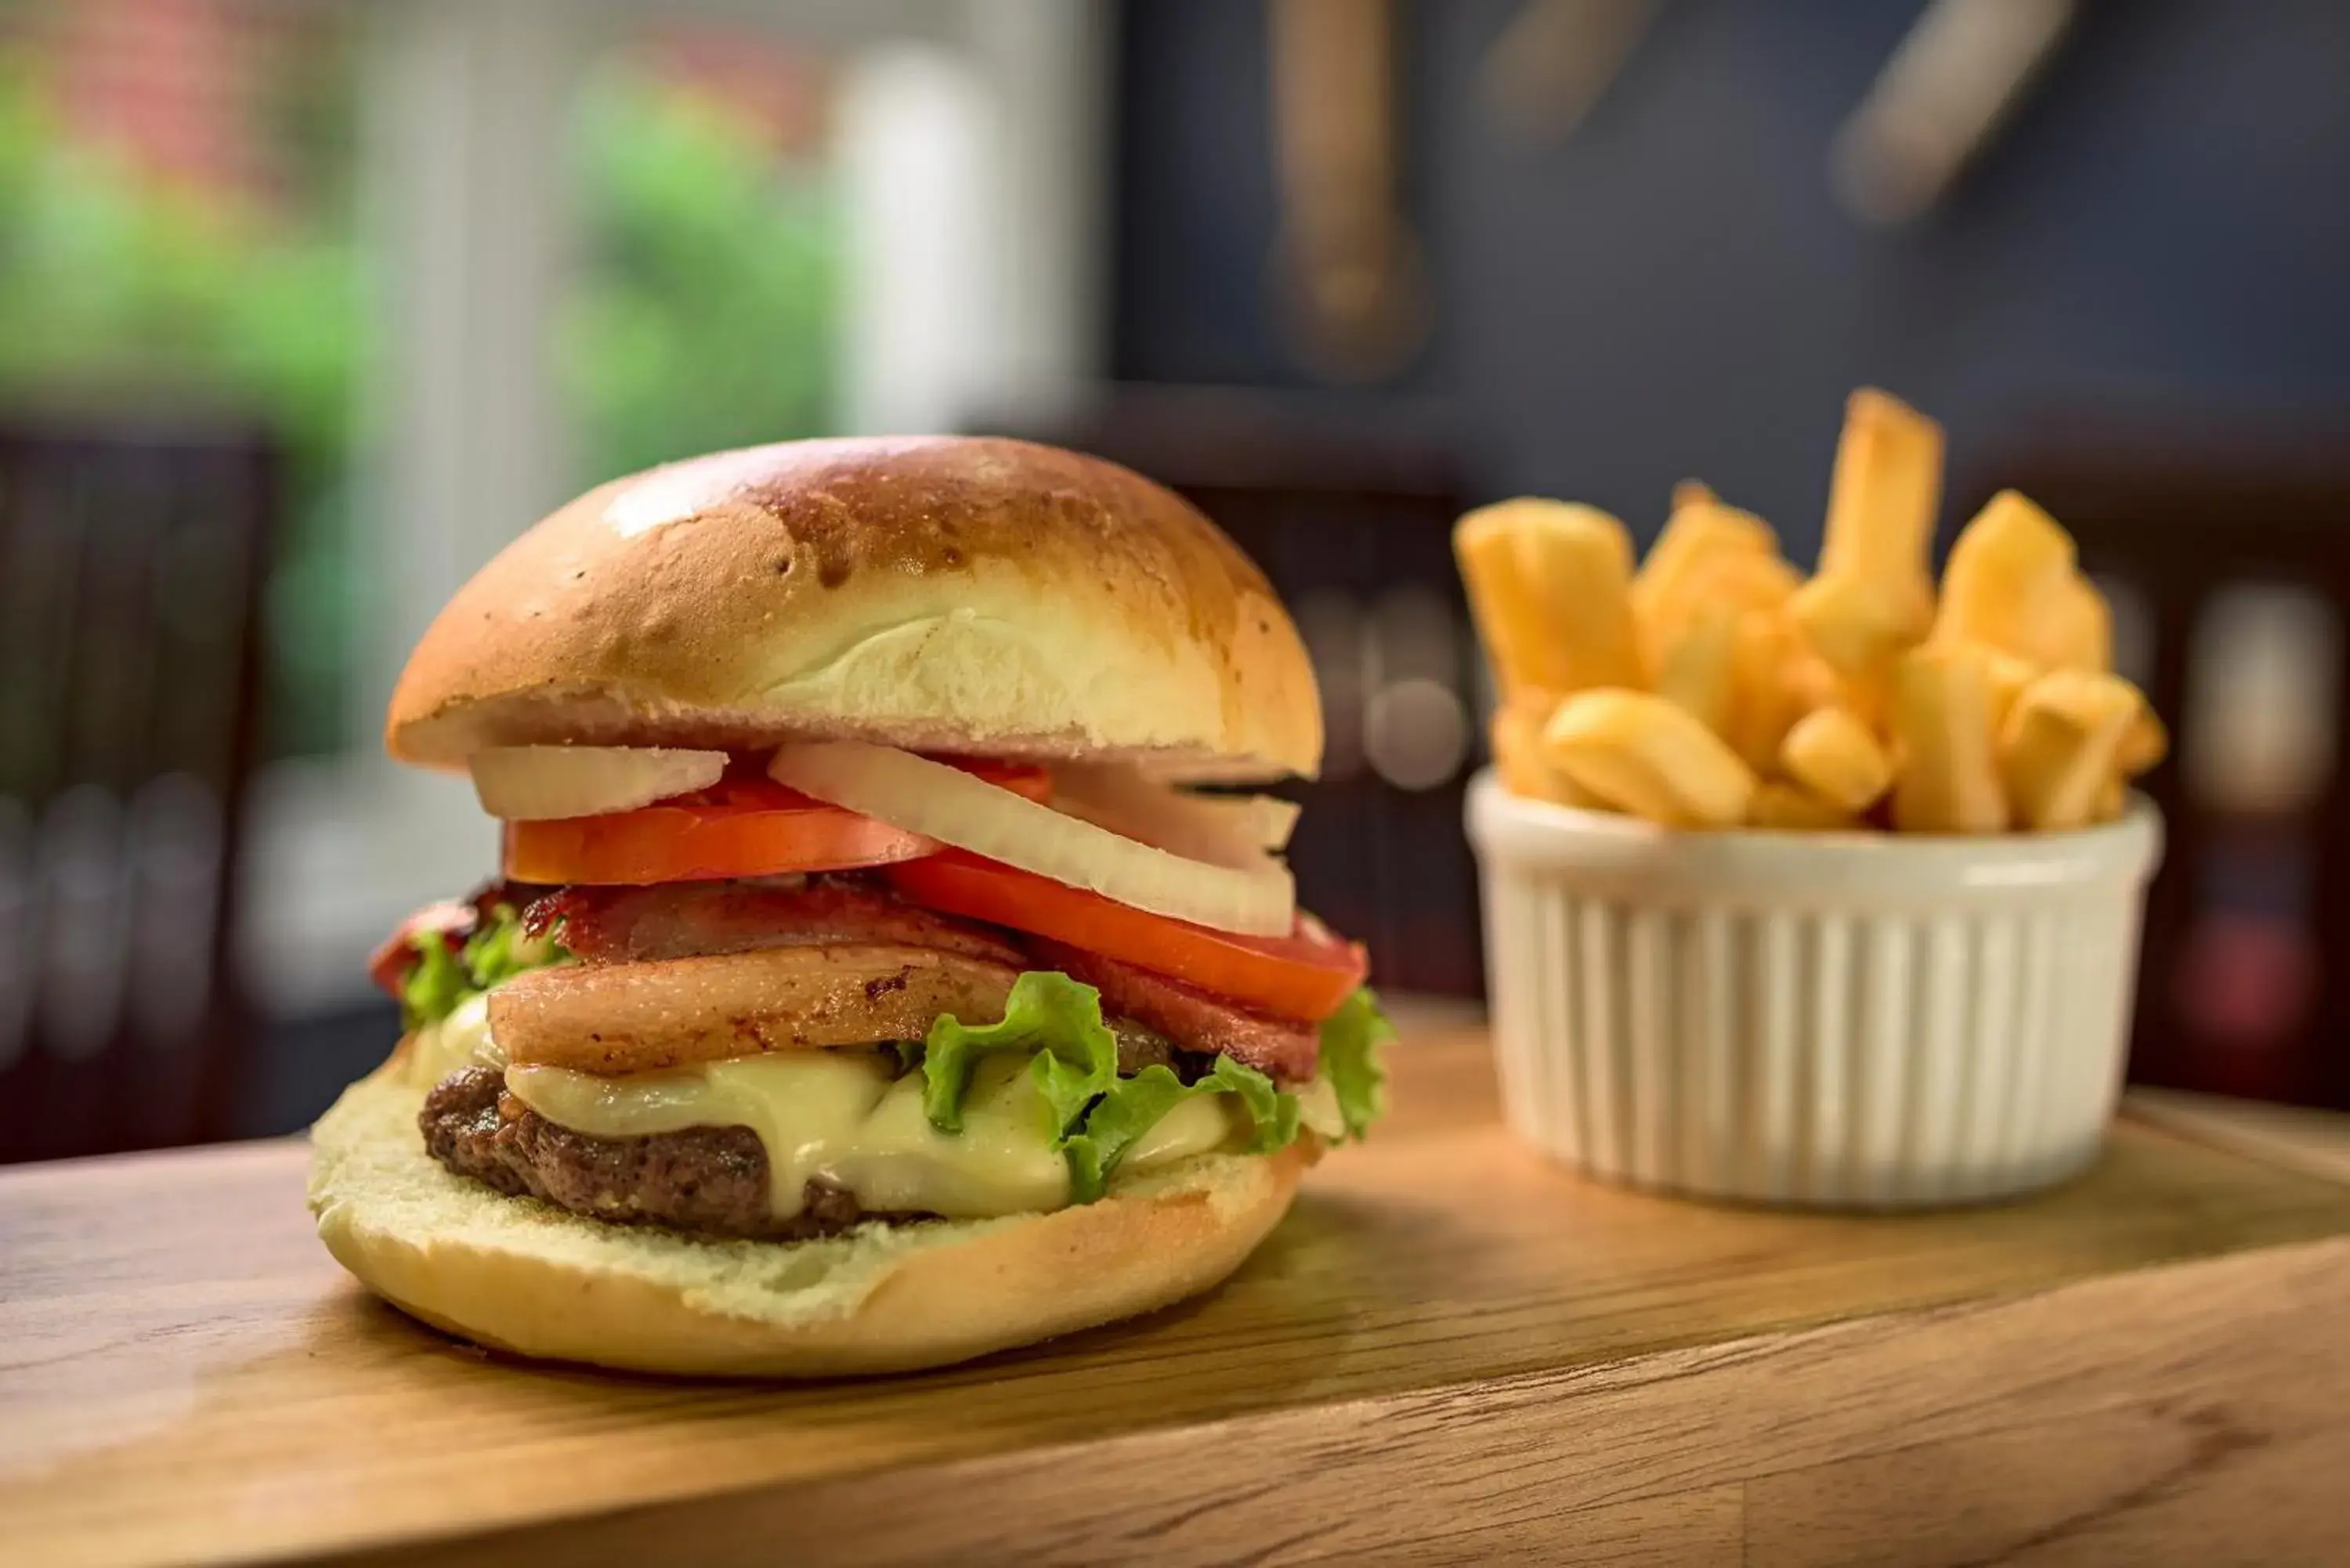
[2,0,2346,1160]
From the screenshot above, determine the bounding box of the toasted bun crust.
[385,437,1321,781]
[309,1062,1310,1376]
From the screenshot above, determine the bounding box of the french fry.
[1998,670,2144,831]
[2055,573,2113,672]
[1889,643,2008,833]
[1750,779,1861,832]
[1455,499,1644,694]
[1651,597,1741,735]
[2093,773,2127,822]
[1724,612,1840,772]
[1452,386,2171,844]
[1981,647,2041,736]
[1785,572,1918,724]
[1455,506,1555,694]
[1542,688,1757,829]
[1516,502,1646,689]
[1632,497,1779,626]
[1779,706,1893,811]
[1818,388,1943,637]
[2117,706,2168,775]
[1687,548,1800,616]
[1935,490,2107,670]
[1491,688,1607,807]
[1455,504,1558,694]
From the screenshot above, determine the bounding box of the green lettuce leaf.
[400,934,470,1031]
[1209,1055,1301,1154]
[399,903,568,1031]
[1061,1055,1303,1202]
[1060,1064,1195,1202]
[922,970,1118,1136]
[1319,986,1394,1140]
[916,973,1390,1205]
[461,903,566,991]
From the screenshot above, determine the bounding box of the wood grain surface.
[4,1017,2348,1568]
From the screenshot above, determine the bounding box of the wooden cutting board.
[5,1013,2348,1567]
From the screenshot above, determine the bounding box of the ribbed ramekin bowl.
[1464,771,2164,1209]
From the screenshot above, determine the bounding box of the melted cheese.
[503,1052,1243,1220]
[401,993,501,1087]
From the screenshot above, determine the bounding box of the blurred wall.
[1111,0,2350,555]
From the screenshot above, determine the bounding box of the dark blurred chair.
[1962,430,2350,1113]
[981,386,1486,995]
[0,419,275,1162]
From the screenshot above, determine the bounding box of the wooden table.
[5,1016,2349,1567]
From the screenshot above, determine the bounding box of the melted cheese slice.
[503,1051,1245,1220]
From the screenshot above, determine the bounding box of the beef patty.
[419,1025,1205,1241]
[419,1066,922,1241]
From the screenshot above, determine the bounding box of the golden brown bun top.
[386,436,1322,780]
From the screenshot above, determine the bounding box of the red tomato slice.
[503,761,1048,887]
[886,851,1367,1021]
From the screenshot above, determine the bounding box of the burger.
[308,435,1391,1376]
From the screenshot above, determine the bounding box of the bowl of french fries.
[1457,390,2164,1209]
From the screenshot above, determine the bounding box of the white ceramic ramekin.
[1464,771,2164,1209]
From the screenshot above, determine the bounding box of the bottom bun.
[308,1062,1311,1376]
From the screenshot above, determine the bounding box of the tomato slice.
[886,851,1367,1021]
[503,761,1048,887]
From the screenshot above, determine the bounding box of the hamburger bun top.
[385,436,1322,781]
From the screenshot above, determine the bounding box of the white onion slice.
[470,746,727,821]
[768,742,1296,936]
[1048,764,1300,869]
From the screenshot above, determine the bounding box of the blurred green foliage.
[563,67,839,483]
[0,49,838,758]
[0,52,367,761]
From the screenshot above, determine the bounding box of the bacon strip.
[489,943,1021,1074]
[1027,938,1321,1083]
[523,878,1022,970]
[367,880,553,997]
[382,873,1317,1081]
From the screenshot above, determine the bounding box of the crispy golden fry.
[1453,386,2169,842]
[1455,504,1560,694]
[1981,647,2041,736]
[1998,670,2144,832]
[2055,574,2114,672]
[1455,499,1643,694]
[1631,498,1779,625]
[1935,490,2108,670]
[1541,688,1757,829]
[1687,548,1801,616]
[1889,643,2008,833]
[1723,612,1840,772]
[2093,773,2127,822]
[1516,501,1646,689]
[1491,688,1607,807]
[1785,572,1919,725]
[1749,778,1861,832]
[2117,706,2168,775]
[1651,597,1741,735]
[1779,706,1893,811]
[1819,388,1943,636]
